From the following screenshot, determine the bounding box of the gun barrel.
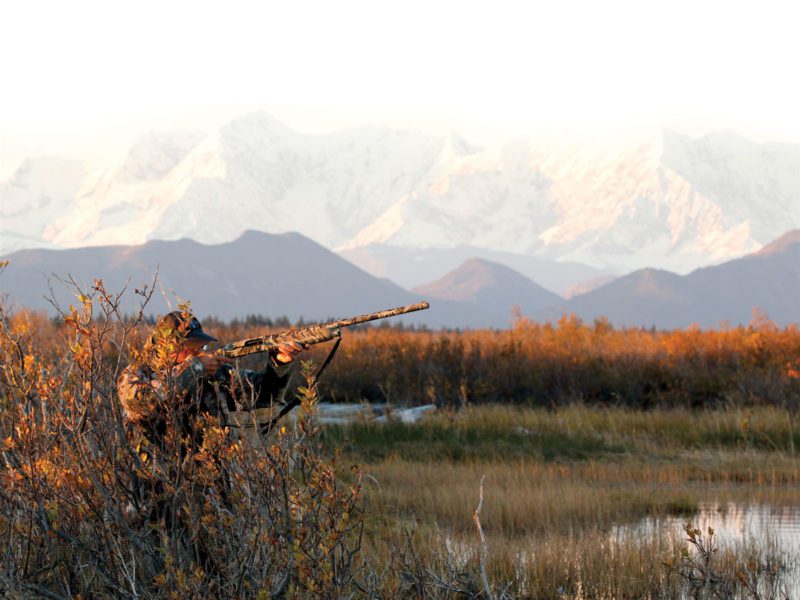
[330,301,429,328]
[217,301,429,359]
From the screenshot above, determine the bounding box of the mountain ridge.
[5,229,800,329]
[545,229,800,328]
[337,243,612,295]
[0,230,496,328]
[412,258,562,323]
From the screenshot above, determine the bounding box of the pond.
[616,502,800,596]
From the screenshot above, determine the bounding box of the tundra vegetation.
[0,279,798,598]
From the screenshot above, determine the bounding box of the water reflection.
[699,503,800,554]
[621,502,800,553]
[616,502,800,595]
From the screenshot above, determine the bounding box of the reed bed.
[358,458,800,537]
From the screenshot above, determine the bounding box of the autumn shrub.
[6,302,800,413]
[0,282,363,599]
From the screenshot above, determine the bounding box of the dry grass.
[328,406,800,598]
[360,458,800,538]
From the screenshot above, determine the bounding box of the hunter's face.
[176,337,207,363]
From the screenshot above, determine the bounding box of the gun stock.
[217,301,429,359]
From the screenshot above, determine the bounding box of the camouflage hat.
[155,311,217,344]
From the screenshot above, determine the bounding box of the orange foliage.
[308,315,800,409]
[0,284,363,598]
[7,306,800,410]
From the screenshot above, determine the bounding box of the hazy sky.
[1,0,798,176]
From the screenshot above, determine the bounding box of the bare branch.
[473,473,494,600]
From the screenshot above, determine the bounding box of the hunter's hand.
[275,341,306,364]
[195,352,233,375]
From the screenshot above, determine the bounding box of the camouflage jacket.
[117,353,293,446]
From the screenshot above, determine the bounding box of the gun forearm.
[217,325,341,359]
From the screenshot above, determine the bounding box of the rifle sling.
[260,336,342,436]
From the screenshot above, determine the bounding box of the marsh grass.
[327,406,800,598]
[360,458,800,536]
[323,404,800,461]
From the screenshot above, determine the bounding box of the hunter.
[117,311,304,453]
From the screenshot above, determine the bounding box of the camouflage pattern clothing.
[117,353,293,450]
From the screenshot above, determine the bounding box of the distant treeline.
[135,313,426,331]
[9,310,800,408]
[312,314,800,408]
[133,312,800,409]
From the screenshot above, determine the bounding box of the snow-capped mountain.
[346,131,797,272]
[1,157,88,252]
[17,113,476,254]
[2,114,798,275]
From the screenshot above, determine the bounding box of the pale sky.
[1,0,799,177]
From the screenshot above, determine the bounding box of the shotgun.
[216,301,430,359]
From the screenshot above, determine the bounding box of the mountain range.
[3,228,800,329]
[543,229,800,328]
[0,230,495,327]
[3,113,800,282]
